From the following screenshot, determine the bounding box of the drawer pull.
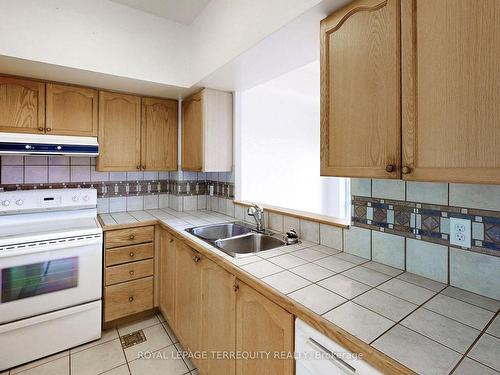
[129,252,135,258]
[129,234,135,240]
[129,296,134,302]
[129,270,135,276]
[170,239,174,243]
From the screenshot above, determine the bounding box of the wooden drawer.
[105,259,154,286]
[105,243,153,267]
[105,226,154,248]
[104,277,153,322]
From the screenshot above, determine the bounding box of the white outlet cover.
[450,217,471,248]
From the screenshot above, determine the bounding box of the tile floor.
[3,314,197,375]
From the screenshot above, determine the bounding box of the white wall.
[239,61,348,218]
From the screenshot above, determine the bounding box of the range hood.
[0,133,99,156]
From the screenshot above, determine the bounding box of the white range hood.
[0,132,99,156]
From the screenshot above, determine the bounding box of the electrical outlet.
[450,217,471,248]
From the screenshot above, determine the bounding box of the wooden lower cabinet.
[236,281,294,375]
[104,277,153,322]
[159,230,176,326]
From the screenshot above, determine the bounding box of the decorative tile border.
[352,196,500,257]
[0,180,235,200]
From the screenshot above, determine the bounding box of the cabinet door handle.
[38,127,44,132]
[169,239,174,243]
[307,338,356,374]
[385,164,395,173]
[402,166,412,174]
[233,284,239,292]
[142,165,146,170]
[136,165,141,170]
[129,234,135,240]
[129,296,134,302]
[192,255,201,263]
[129,252,135,258]
[129,270,135,276]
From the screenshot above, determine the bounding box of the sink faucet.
[247,203,265,232]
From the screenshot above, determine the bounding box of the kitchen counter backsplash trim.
[352,195,500,257]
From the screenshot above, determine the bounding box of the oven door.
[0,234,102,324]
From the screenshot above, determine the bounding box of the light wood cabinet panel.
[182,88,233,172]
[0,76,45,134]
[104,277,153,322]
[159,230,176,326]
[174,242,202,353]
[105,226,154,248]
[97,91,141,171]
[141,97,178,171]
[199,258,236,375]
[320,0,401,178]
[401,0,500,184]
[236,281,294,375]
[105,243,153,266]
[105,259,153,286]
[46,83,98,136]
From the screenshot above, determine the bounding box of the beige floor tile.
[313,256,356,273]
[124,324,173,361]
[377,278,436,305]
[241,260,284,278]
[268,253,308,269]
[128,345,189,375]
[373,325,461,375]
[401,308,481,353]
[118,315,160,336]
[468,334,500,371]
[353,289,418,322]
[397,272,447,292]
[288,284,346,315]
[14,357,69,375]
[341,266,392,287]
[454,358,499,375]
[362,261,403,277]
[442,286,500,312]
[71,329,119,354]
[291,248,329,262]
[101,365,130,375]
[161,322,179,344]
[261,270,311,294]
[424,294,494,330]
[318,274,371,299]
[289,263,335,282]
[10,350,69,374]
[71,339,126,375]
[323,302,393,343]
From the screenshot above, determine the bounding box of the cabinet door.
[174,242,202,353]
[159,230,176,326]
[97,91,141,171]
[320,0,401,178]
[0,77,45,134]
[401,0,500,184]
[236,281,294,375]
[142,98,178,171]
[200,258,236,375]
[181,91,203,171]
[46,84,98,136]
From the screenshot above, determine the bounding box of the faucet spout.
[247,203,265,232]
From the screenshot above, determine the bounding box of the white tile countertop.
[99,209,500,375]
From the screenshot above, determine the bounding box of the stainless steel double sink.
[185,222,286,258]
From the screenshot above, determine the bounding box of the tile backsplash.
[0,156,234,214]
[349,179,500,300]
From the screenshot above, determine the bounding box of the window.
[237,61,350,219]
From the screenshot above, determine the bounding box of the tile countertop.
[99,209,500,375]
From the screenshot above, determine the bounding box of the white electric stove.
[0,188,103,371]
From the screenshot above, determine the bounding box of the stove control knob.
[2,200,10,206]
[72,196,79,202]
[83,195,90,202]
[16,199,24,206]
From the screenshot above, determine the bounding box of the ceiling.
[109,0,210,24]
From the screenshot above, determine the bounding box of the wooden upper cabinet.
[236,281,294,375]
[142,98,178,171]
[0,76,45,134]
[46,84,98,136]
[97,91,141,171]
[182,88,233,172]
[401,0,500,184]
[320,0,401,179]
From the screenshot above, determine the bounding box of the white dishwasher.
[295,319,383,375]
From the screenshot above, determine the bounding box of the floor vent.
[120,330,146,349]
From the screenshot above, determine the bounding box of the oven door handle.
[0,235,102,258]
[306,337,357,374]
